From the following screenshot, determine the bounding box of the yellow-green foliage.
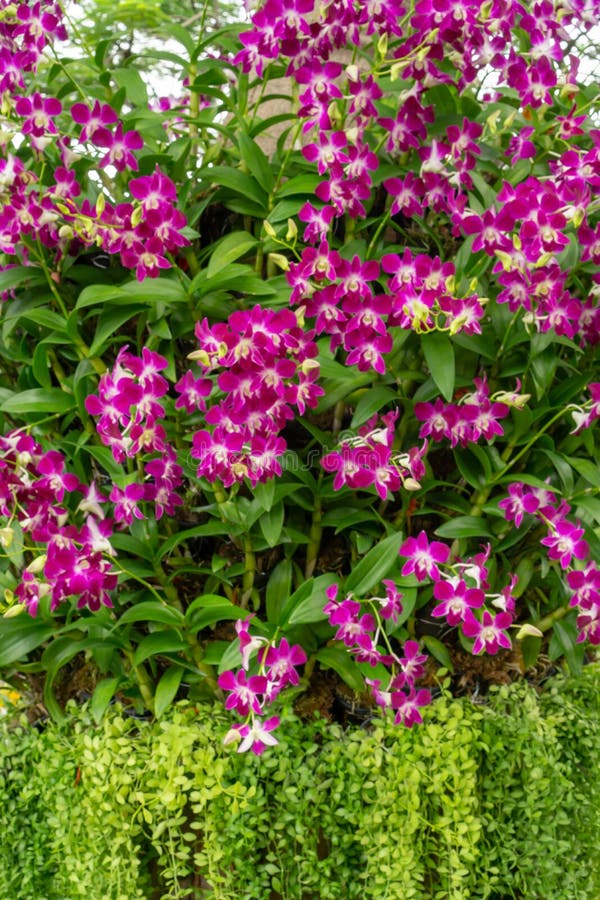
[0,668,599,900]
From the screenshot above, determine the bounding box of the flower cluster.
[238,0,600,360]
[499,482,597,644]
[324,583,432,727]
[0,5,188,283]
[185,306,323,486]
[0,1,67,94]
[455,173,600,345]
[0,431,116,614]
[414,377,522,447]
[321,410,427,500]
[85,347,183,524]
[382,248,486,335]
[219,618,307,755]
[399,531,516,655]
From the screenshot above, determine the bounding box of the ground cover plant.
[1,668,600,898]
[0,0,598,755]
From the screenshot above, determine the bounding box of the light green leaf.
[113,67,148,106]
[206,232,259,278]
[279,573,337,627]
[76,279,188,309]
[0,388,76,415]
[0,619,55,667]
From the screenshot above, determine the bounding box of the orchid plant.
[0,0,598,754]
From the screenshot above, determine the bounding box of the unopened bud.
[223,727,242,747]
[58,225,74,240]
[268,252,289,272]
[285,218,297,242]
[263,220,276,239]
[26,554,46,574]
[3,603,25,618]
[131,205,143,227]
[516,623,543,640]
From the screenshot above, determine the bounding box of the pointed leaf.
[316,647,364,693]
[133,632,187,667]
[90,677,121,723]
[345,531,405,596]
[421,331,455,402]
[1,389,76,415]
[206,232,259,278]
[154,666,184,718]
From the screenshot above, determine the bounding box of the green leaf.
[345,531,405,596]
[435,516,493,539]
[76,279,188,309]
[275,175,321,197]
[315,647,364,693]
[0,265,46,293]
[350,386,398,428]
[421,331,455,402]
[89,306,142,356]
[0,388,76,415]
[184,595,241,631]
[116,602,184,627]
[32,343,52,388]
[252,479,276,511]
[266,559,293,624]
[206,232,259,278]
[217,638,242,674]
[163,21,196,54]
[259,502,284,548]
[20,308,68,332]
[199,165,268,208]
[158,520,234,559]
[453,446,491,489]
[565,455,600,488]
[279,573,337,627]
[237,131,275,194]
[520,636,542,671]
[154,666,184,718]
[422,636,455,673]
[549,618,585,675]
[90,677,120,724]
[113,67,148,106]
[133,632,187,667]
[0,618,55,667]
[531,348,557,400]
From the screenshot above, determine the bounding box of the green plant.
[1,668,599,898]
